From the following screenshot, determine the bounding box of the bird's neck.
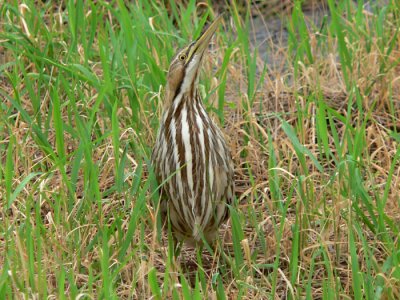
[164,86,203,113]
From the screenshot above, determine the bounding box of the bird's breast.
[152,92,234,239]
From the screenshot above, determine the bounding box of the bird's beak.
[186,15,223,64]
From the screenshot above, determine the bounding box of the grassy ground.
[1,0,399,299]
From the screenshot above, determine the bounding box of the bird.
[151,15,234,247]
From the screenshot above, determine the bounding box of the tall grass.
[1,0,399,298]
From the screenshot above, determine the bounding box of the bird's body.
[152,16,234,245]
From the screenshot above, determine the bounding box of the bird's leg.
[195,246,204,273]
[174,238,183,257]
[166,209,180,264]
[211,237,233,272]
[219,243,233,268]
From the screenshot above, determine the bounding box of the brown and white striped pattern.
[152,89,234,245]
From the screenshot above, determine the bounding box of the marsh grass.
[0,0,399,299]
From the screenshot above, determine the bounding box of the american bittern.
[152,16,234,246]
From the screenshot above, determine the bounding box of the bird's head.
[165,15,223,104]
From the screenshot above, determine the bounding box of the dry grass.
[0,0,399,299]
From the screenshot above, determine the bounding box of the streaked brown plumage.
[152,16,234,245]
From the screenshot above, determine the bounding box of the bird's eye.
[179,54,187,61]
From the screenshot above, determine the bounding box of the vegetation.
[0,0,399,298]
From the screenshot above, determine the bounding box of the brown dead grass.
[1,2,399,299]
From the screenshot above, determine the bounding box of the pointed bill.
[186,15,223,63]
